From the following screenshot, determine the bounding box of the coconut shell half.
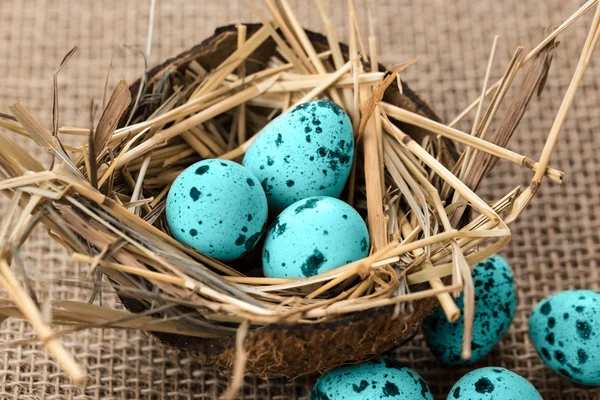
[118,23,455,379]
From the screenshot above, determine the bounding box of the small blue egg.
[262,196,369,278]
[423,255,516,365]
[529,289,600,386]
[311,358,433,400]
[447,367,542,399]
[243,100,354,211]
[165,159,267,261]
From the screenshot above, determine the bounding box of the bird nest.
[0,0,598,391]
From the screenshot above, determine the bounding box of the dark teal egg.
[311,358,433,400]
[423,255,516,365]
[447,367,542,399]
[165,159,267,261]
[529,289,600,386]
[262,196,369,278]
[243,100,353,211]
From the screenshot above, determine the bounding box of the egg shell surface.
[423,255,516,365]
[311,358,433,400]
[243,100,354,211]
[165,159,267,261]
[529,289,600,386]
[262,196,369,278]
[447,367,542,400]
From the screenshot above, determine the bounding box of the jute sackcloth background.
[0,0,599,399]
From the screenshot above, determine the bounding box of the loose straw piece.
[0,259,86,385]
[220,320,249,400]
[291,61,352,107]
[450,0,598,127]
[533,2,600,184]
[380,102,564,183]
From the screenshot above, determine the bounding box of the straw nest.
[0,0,598,390]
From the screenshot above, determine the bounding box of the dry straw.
[0,0,598,390]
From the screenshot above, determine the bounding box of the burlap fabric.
[0,0,598,399]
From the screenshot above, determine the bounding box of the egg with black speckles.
[423,255,516,365]
[529,289,600,386]
[243,99,354,211]
[165,159,268,262]
[262,196,368,278]
[311,358,433,400]
[447,367,542,399]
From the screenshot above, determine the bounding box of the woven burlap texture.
[0,0,599,399]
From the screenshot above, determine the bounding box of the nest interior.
[118,24,454,378]
[0,0,591,385]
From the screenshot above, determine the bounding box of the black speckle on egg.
[220,162,227,166]
[198,220,202,225]
[317,147,327,157]
[474,377,494,394]
[555,350,566,364]
[322,169,328,175]
[316,126,323,134]
[352,380,368,393]
[294,197,320,214]
[491,368,504,373]
[563,313,570,319]
[189,187,201,201]
[471,342,484,350]
[241,226,248,233]
[541,302,552,315]
[545,332,555,345]
[274,221,287,237]
[576,305,585,313]
[576,320,592,339]
[305,126,312,133]
[264,249,270,263]
[305,134,311,142]
[360,238,367,252]
[246,178,255,187]
[300,248,327,277]
[275,133,283,147]
[577,348,588,364]
[189,229,198,237]
[286,180,295,187]
[266,156,275,166]
[548,317,556,328]
[559,368,572,379]
[382,381,399,397]
[323,230,328,236]
[261,178,273,193]
[343,214,348,219]
[541,347,552,360]
[195,165,209,175]
[452,386,461,398]
[309,156,315,161]
[247,214,253,221]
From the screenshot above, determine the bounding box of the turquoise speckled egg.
[423,255,516,365]
[311,358,433,400]
[447,367,542,399]
[165,159,267,261]
[262,196,369,278]
[243,100,354,211]
[529,289,600,385]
